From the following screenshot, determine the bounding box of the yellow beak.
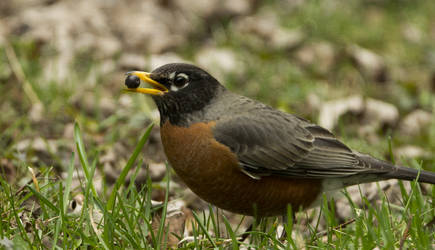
[125,71,168,96]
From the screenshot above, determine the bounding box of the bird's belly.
[160,121,322,216]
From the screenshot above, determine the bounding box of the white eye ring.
[171,73,189,91]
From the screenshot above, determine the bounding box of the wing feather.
[212,105,369,179]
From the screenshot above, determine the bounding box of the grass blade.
[221,214,238,250]
[63,153,75,213]
[27,185,59,213]
[74,122,90,179]
[106,123,154,212]
[74,122,97,197]
[192,211,218,248]
[156,167,170,249]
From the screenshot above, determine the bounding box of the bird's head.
[125,63,224,125]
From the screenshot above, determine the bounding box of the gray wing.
[212,104,381,179]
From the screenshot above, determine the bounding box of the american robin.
[125,63,435,217]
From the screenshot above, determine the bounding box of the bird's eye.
[174,73,188,87]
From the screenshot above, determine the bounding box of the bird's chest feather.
[160,121,240,186]
[159,120,323,216]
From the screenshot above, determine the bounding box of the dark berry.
[125,75,140,89]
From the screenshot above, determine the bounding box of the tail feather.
[355,152,435,185]
[381,165,435,184]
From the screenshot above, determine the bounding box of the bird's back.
[198,90,435,187]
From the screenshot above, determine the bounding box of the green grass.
[0,125,433,248]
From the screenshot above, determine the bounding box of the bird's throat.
[153,84,224,127]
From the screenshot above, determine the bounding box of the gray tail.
[356,152,435,185]
[381,165,435,184]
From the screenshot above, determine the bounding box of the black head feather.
[149,63,225,126]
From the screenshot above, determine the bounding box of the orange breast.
[160,121,322,216]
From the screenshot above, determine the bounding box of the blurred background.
[1,0,434,235]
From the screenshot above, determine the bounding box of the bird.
[124,63,435,217]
